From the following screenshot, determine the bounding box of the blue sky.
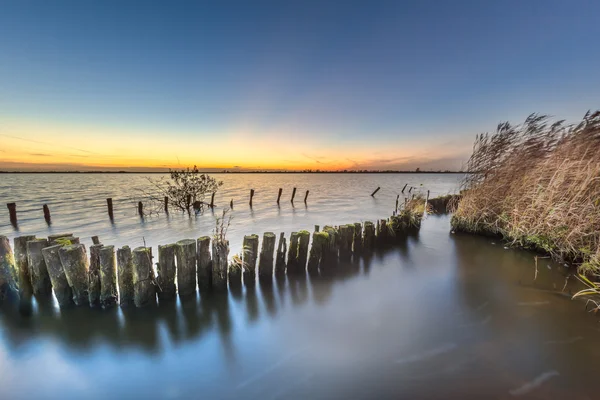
[1,0,599,171]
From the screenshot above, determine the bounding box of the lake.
[1,173,598,399]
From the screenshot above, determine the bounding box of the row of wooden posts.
[0,213,415,311]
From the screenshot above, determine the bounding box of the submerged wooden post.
[243,234,259,286]
[315,225,320,232]
[0,236,19,304]
[304,190,309,203]
[157,244,176,300]
[186,194,192,210]
[132,246,155,307]
[138,201,144,216]
[42,245,73,307]
[275,233,287,276]
[230,199,233,209]
[297,230,310,271]
[197,236,212,292]
[339,224,354,261]
[27,238,52,297]
[88,243,103,306]
[277,188,283,204]
[91,236,100,245]
[363,221,376,250]
[395,195,400,212]
[249,189,255,207]
[99,245,118,308]
[211,239,229,290]
[14,236,35,305]
[59,244,89,306]
[353,222,363,254]
[377,219,388,245]
[286,232,299,273]
[291,187,297,203]
[258,232,276,281]
[43,204,51,224]
[371,187,381,197]
[308,231,328,274]
[401,183,408,193]
[322,226,339,265]
[228,255,243,287]
[48,233,76,246]
[193,201,201,211]
[176,239,197,297]
[210,192,215,208]
[117,246,134,307]
[164,196,169,213]
[7,203,17,226]
[106,198,114,219]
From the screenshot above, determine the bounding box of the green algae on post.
[308,231,328,274]
[59,244,90,306]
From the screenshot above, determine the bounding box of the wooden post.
[106,198,114,219]
[91,236,100,245]
[14,236,35,303]
[138,201,144,216]
[242,234,259,286]
[353,222,363,254]
[88,244,103,307]
[322,226,339,265]
[132,246,156,307]
[339,225,354,261]
[315,225,320,232]
[58,244,89,306]
[41,245,73,307]
[43,204,51,224]
[99,245,118,308]
[157,244,176,300]
[277,188,283,204]
[363,221,376,250]
[210,192,215,208]
[48,233,76,246]
[395,195,400,212]
[304,190,310,203]
[258,232,276,282]
[371,187,381,197]
[377,219,388,245]
[228,255,243,287]
[27,238,52,297]
[408,186,413,193]
[196,236,212,292]
[230,199,233,209]
[117,246,134,307]
[193,201,201,211]
[286,232,299,273]
[424,190,430,217]
[176,239,197,297]
[297,230,310,271]
[401,183,408,193]
[0,235,19,304]
[7,203,17,226]
[186,194,192,210]
[308,231,328,275]
[275,233,287,276]
[291,187,297,203]
[211,239,229,290]
[164,196,169,213]
[249,189,255,207]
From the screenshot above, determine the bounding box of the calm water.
[1,174,599,399]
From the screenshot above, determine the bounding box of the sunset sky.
[1,0,599,171]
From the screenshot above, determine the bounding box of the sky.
[1,0,599,172]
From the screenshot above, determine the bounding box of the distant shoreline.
[0,170,465,174]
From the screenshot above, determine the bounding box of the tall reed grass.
[452,110,600,274]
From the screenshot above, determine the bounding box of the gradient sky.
[1,0,599,171]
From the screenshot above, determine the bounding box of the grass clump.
[452,110,600,274]
[391,194,428,231]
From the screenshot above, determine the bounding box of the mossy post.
[157,244,176,300]
[117,246,134,307]
[258,232,276,281]
[14,235,35,305]
[7,203,17,227]
[363,221,376,250]
[339,225,354,261]
[277,188,283,204]
[43,204,51,225]
[297,230,310,272]
[211,239,229,290]
[176,239,197,297]
[308,231,328,275]
[0,236,19,305]
[59,244,89,306]
[196,236,212,292]
[132,247,156,307]
[106,198,114,220]
[99,245,118,308]
[88,243,103,307]
[353,222,363,254]
[41,245,73,307]
[48,233,75,246]
[291,187,297,203]
[286,232,299,273]
[249,189,255,207]
[275,232,287,276]
[322,226,339,266]
[27,238,52,297]
[243,234,259,286]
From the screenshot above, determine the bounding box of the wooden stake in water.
[211,239,229,290]
[0,235,19,305]
[14,236,35,308]
[43,204,51,225]
[157,244,176,300]
[371,187,381,197]
[258,232,276,282]
[117,246,134,307]
[291,188,297,203]
[277,188,283,204]
[91,236,100,245]
[88,243,103,307]
[275,233,287,276]
[249,189,255,207]
[99,245,118,308]
[164,196,169,213]
[48,233,76,246]
[308,231,328,275]
[243,234,259,286]
[297,231,310,271]
[42,245,73,307]
[176,239,197,297]
[353,222,363,254]
[196,236,212,292]
[106,198,114,219]
[304,190,310,203]
[59,244,90,306]
[138,201,144,217]
[401,183,408,193]
[339,224,354,261]
[210,192,215,208]
[286,232,299,273]
[132,246,156,307]
[363,221,376,251]
[7,203,17,227]
[27,238,52,297]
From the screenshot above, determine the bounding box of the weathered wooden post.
[275,233,287,276]
[138,201,144,216]
[371,187,381,196]
[0,236,19,304]
[186,194,192,210]
[395,195,400,213]
[193,201,201,212]
[210,192,215,208]
[363,221,376,250]
[88,243,103,306]
[196,236,212,292]
[228,254,242,288]
[230,199,233,209]
[176,239,197,297]
[132,246,156,307]
[106,198,114,219]
[322,226,339,265]
[353,222,363,254]
[304,190,309,203]
[14,236,35,304]
[291,187,297,203]
[91,236,100,245]
[339,225,354,261]
[315,225,320,232]
[297,230,310,271]
[401,183,408,193]
[249,189,255,207]
[117,246,134,307]
[42,245,73,307]
[211,239,229,290]
[377,219,388,245]
[48,233,76,246]
[277,188,283,204]
[308,231,328,274]
[43,204,51,224]
[242,234,259,286]
[7,203,17,226]
[258,232,276,281]
[286,232,299,273]
[59,244,89,306]
[27,238,52,297]
[99,245,118,307]
[164,196,169,213]
[157,244,176,300]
